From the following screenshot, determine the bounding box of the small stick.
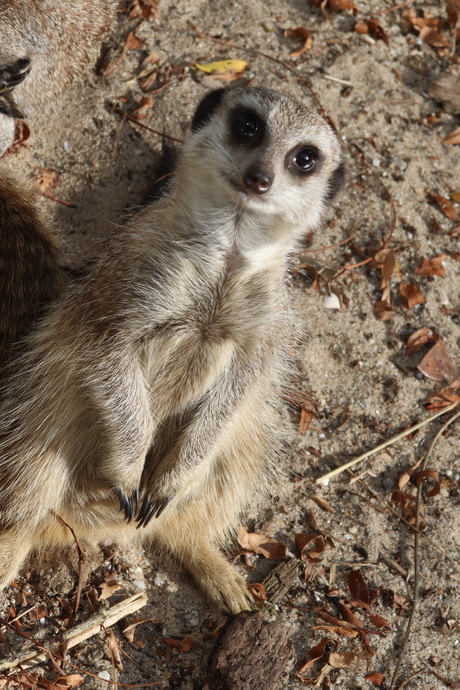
[389,409,460,689]
[0,592,148,672]
[316,401,459,483]
[114,108,184,144]
[322,74,371,92]
[374,0,414,15]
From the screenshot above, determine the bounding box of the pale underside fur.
[0,87,343,613]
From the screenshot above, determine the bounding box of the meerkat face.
[185,87,344,237]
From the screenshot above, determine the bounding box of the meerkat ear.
[191,88,226,132]
[325,160,346,204]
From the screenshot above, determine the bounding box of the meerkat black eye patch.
[228,107,265,147]
[191,88,226,132]
[324,160,346,204]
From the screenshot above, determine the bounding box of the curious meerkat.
[0,87,344,613]
[0,0,119,155]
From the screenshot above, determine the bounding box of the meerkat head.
[180,87,344,241]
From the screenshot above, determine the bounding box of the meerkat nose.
[243,167,273,195]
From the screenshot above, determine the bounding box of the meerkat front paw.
[0,56,31,95]
[200,565,254,615]
[113,487,170,526]
[0,56,31,118]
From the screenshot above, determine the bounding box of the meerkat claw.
[0,56,31,95]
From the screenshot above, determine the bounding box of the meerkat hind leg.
[154,522,252,615]
[0,528,33,589]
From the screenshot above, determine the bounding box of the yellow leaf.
[451,192,460,204]
[195,60,248,74]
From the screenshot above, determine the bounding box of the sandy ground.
[1,0,460,688]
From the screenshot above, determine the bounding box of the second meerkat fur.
[0,87,344,612]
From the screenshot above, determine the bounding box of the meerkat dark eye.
[294,148,317,171]
[229,107,265,147]
[287,145,321,177]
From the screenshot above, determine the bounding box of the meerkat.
[0,0,120,361]
[0,0,120,156]
[0,87,344,613]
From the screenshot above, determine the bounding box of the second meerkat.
[0,87,344,613]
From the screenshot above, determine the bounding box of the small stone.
[98,671,111,681]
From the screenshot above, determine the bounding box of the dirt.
[1,0,460,688]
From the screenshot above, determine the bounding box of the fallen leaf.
[284,27,312,57]
[327,0,356,11]
[355,18,389,44]
[248,582,267,603]
[398,457,423,490]
[374,299,394,320]
[348,570,369,605]
[399,283,425,308]
[417,340,458,383]
[369,614,391,630]
[299,407,314,434]
[125,0,159,19]
[313,624,359,638]
[163,636,193,652]
[195,60,248,74]
[298,638,334,674]
[296,533,326,562]
[33,167,60,196]
[237,526,287,559]
[123,28,144,53]
[451,192,460,204]
[131,96,154,119]
[414,469,441,498]
[329,651,356,668]
[55,676,85,689]
[406,327,439,356]
[427,192,458,221]
[444,126,460,144]
[424,380,460,409]
[98,580,123,600]
[312,495,334,513]
[121,617,160,644]
[106,629,123,671]
[392,490,426,532]
[365,672,385,686]
[416,254,447,277]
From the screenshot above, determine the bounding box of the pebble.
[132,579,146,590]
[98,671,111,681]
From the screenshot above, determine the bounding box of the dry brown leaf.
[33,167,60,196]
[425,380,460,409]
[447,0,460,28]
[237,526,287,559]
[348,570,369,606]
[417,340,458,383]
[106,629,123,671]
[55,676,85,689]
[369,613,391,630]
[406,327,439,356]
[313,624,359,638]
[398,283,425,308]
[365,673,385,686]
[444,126,460,144]
[299,407,314,435]
[328,651,356,668]
[398,457,423,490]
[163,636,194,652]
[451,192,460,204]
[121,616,159,644]
[414,469,441,498]
[368,18,389,45]
[415,253,447,277]
[284,27,312,57]
[427,192,458,221]
[296,533,326,562]
[248,582,267,603]
[327,0,356,11]
[392,490,426,532]
[312,495,334,513]
[123,28,144,53]
[355,19,369,33]
[125,0,159,19]
[298,638,334,674]
[374,299,394,321]
[98,580,123,600]
[131,96,154,120]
